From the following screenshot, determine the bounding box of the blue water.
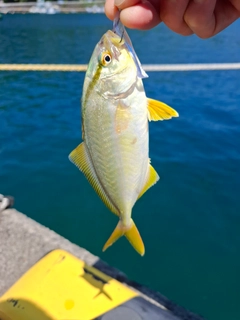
[0,14,240,320]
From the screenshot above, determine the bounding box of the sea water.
[0,14,240,320]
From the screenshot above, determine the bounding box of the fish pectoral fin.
[147,98,179,121]
[138,163,160,200]
[102,219,145,256]
[69,142,119,216]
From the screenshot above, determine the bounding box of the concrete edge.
[0,205,205,320]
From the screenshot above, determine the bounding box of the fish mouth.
[105,30,124,44]
[102,30,125,61]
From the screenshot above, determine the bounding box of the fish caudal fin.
[125,220,145,256]
[102,219,145,256]
[147,98,179,121]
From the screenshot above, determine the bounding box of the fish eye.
[100,52,112,66]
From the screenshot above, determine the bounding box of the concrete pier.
[0,195,205,319]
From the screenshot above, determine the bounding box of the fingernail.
[114,0,124,6]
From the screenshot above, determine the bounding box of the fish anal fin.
[138,164,159,200]
[147,98,179,121]
[69,142,119,216]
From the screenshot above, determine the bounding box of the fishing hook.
[119,29,124,43]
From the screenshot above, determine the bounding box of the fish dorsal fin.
[138,163,160,200]
[147,98,179,121]
[69,142,119,216]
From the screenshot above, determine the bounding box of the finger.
[184,0,216,38]
[119,2,161,30]
[184,0,239,38]
[213,0,239,35]
[159,0,193,36]
[105,0,118,21]
[229,0,240,12]
[114,0,140,10]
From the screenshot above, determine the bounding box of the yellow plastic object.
[0,249,138,320]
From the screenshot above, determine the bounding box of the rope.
[0,63,240,72]
[143,63,240,71]
[0,64,88,71]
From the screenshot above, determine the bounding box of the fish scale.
[86,108,122,207]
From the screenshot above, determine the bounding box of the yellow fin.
[102,221,124,252]
[125,220,145,256]
[138,164,159,200]
[69,142,119,216]
[147,98,179,121]
[102,219,145,256]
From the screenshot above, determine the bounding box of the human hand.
[105,0,240,38]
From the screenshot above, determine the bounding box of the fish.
[69,20,178,256]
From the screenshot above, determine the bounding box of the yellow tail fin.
[102,219,145,256]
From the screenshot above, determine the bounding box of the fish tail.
[102,219,145,256]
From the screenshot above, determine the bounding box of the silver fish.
[69,23,178,255]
